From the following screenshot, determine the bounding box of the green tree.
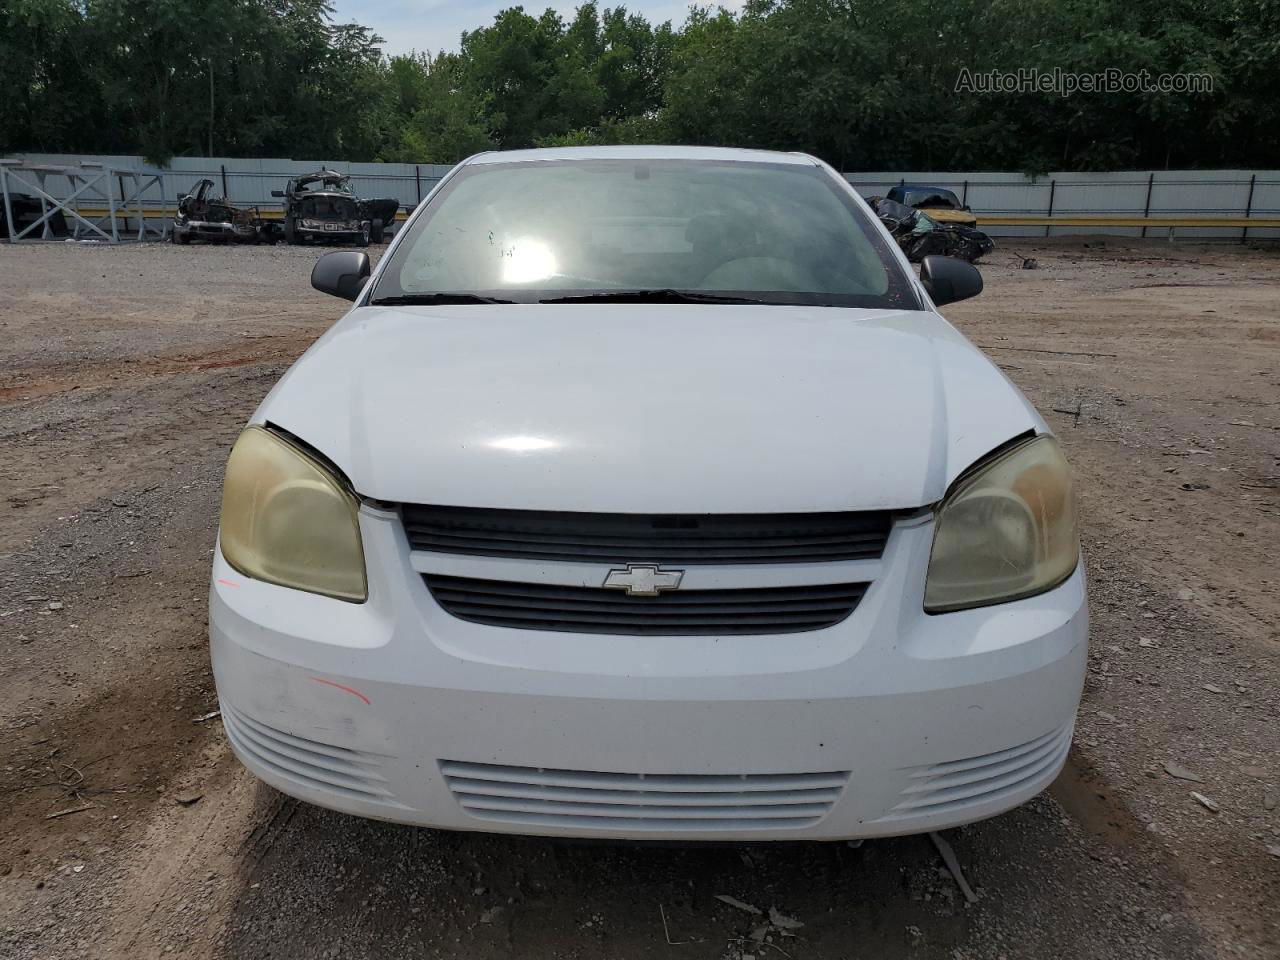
[2,0,1272,172]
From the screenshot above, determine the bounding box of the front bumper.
[210,507,1087,841]
[296,222,364,239]
[175,219,257,238]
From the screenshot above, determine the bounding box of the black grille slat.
[445,609,844,632]
[429,578,862,603]
[439,597,856,618]
[425,575,867,636]
[432,593,856,616]
[429,587,861,613]
[435,614,838,636]
[406,536,883,562]
[401,505,893,565]
[403,525,891,548]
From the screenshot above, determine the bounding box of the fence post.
[415,165,422,204]
[1242,173,1256,244]
[220,164,228,198]
[106,170,119,242]
[1140,172,1154,239]
[961,179,968,206]
[1045,179,1056,237]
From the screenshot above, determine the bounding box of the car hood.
[255,305,1042,512]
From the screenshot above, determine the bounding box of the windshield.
[903,189,962,209]
[298,176,352,194]
[372,158,919,309]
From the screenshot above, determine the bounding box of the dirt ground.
[1,237,1277,960]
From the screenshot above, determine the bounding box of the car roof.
[898,184,959,193]
[465,145,820,166]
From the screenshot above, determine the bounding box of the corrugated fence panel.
[844,169,1280,239]
[3,154,1278,240]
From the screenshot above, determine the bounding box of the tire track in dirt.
[0,335,319,402]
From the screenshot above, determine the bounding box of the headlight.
[219,426,367,602]
[925,435,1078,613]
[302,218,321,229]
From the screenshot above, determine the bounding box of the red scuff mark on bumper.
[309,676,371,705]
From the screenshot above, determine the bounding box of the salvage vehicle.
[875,197,995,263]
[172,179,267,244]
[272,170,399,246]
[211,146,1086,842]
[887,184,978,227]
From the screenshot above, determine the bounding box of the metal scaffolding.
[0,159,168,242]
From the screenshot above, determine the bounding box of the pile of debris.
[873,197,995,263]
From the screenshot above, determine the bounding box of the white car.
[210,146,1086,841]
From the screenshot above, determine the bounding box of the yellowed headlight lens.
[925,435,1079,613]
[219,426,367,602]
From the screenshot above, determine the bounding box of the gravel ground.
[0,238,1277,959]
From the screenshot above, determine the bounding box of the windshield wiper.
[369,293,516,306]
[539,289,773,305]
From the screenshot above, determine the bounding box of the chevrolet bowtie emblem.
[602,564,685,597]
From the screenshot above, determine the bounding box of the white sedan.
[210,146,1086,841]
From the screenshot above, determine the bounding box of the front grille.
[441,760,849,831]
[401,505,893,565]
[425,574,867,635]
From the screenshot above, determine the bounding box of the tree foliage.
[3,0,1277,170]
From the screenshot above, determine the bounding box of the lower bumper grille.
[424,575,868,635]
[221,702,397,804]
[441,761,849,831]
[881,722,1073,820]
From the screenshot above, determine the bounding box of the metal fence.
[2,154,455,232]
[3,153,1279,241]
[844,169,1280,239]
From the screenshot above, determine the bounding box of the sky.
[330,0,739,57]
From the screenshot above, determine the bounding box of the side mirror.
[271,190,285,198]
[311,251,370,301]
[920,255,983,306]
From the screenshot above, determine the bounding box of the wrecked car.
[886,185,979,228]
[874,197,995,263]
[172,179,266,244]
[272,170,399,246]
